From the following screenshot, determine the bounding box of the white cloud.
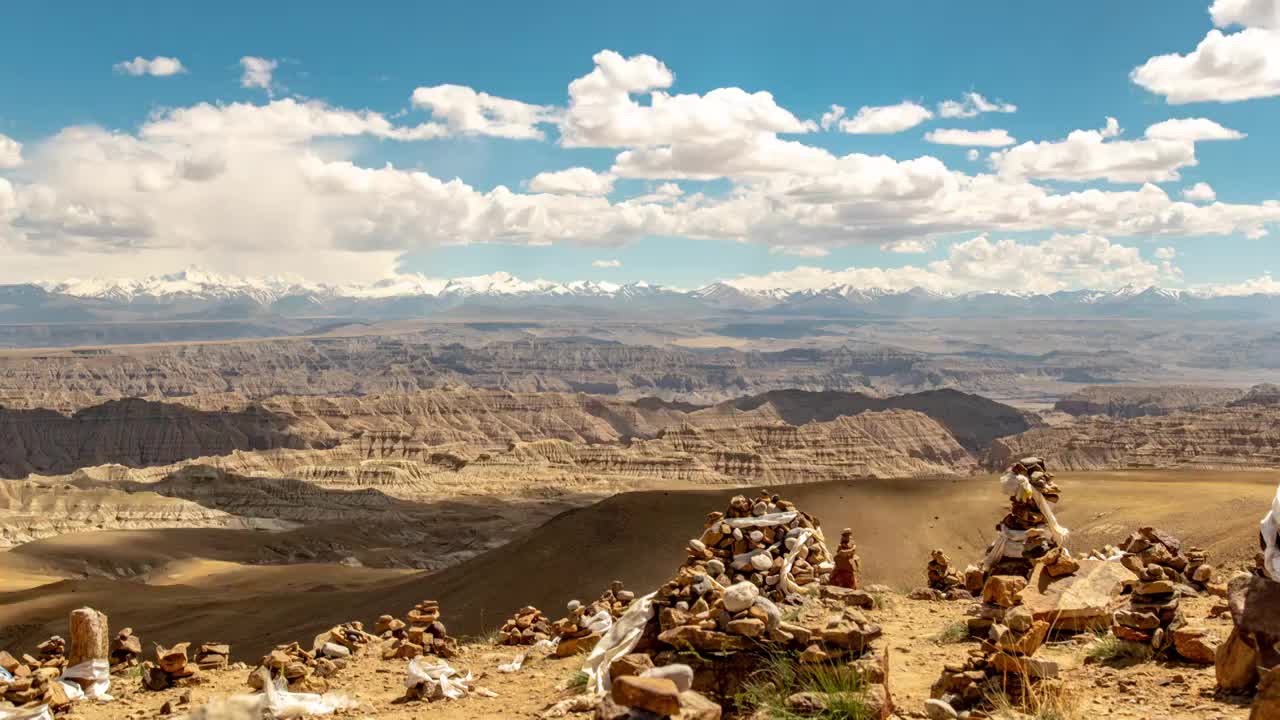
[528,167,615,196]
[819,105,846,131]
[937,92,1018,119]
[924,128,1016,147]
[833,101,933,134]
[966,149,980,162]
[1155,246,1178,260]
[1201,272,1280,295]
[769,245,829,257]
[727,234,1178,294]
[240,56,279,92]
[990,117,1206,183]
[1210,0,1280,29]
[623,182,684,205]
[592,258,622,268]
[141,98,449,144]
[1144,117,1246,141]
[1132,1,1280,103]
[411,84,556,140]
[114,56,187,77]
[0,133,22,169]
[880,239,933,254]
[559,50,813,148]
[1183,182,1218,202]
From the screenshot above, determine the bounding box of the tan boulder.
[1217,626,1260,691]
[611,676,681,716]
[1172,625,1218,665]
[1018,558,1135,632]
[982,575,1027,608]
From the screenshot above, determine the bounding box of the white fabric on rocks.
[1261,484,1280,582]
[582,591,657,695]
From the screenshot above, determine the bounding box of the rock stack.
[553,599,612,658]
[980,457,1069,581]
[1117,527,1204,589]
[34,637,66,670]
[597,664,722,719]
[109,628,142,671]
[597,580,636,618]
[1110,527,1198,656]
[313,621,377,661]
[1184,546,1216,592]
[192,642,231,671]
[830,528,861,589]
[931,575,1056,717]
[0,649,72,712]
[499,606,554,645]
[380,600,459,660]
[142,642,200,691]
[1217,486,1280,701]
[248,641,333,694]
[928,549,963,592]
[592,492,890,716]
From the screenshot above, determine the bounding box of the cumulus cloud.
[990,117,1211,183]
[1144,117,1246,141]
[924,128,1016,147]
[240,56,279,92]
[829,101,933,134]
[114,56,187,77]
[592,258,622,268]
[937,92,1018,119]
[1132,0,1280,103]
[727,234,1178,294]
[528,167,615,195]
[0,133,22,169]
[1202,272,1280,295]
[966,149,980,162]
[411,85,556,140]
[142,98,448,143]
[1183,182,1218,202]
[559,50,813,148]
[1155,246,1178,260]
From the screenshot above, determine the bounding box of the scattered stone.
[611,675,682,716]
[1172,625,1218,665]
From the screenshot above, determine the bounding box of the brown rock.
[1172,625,1218,665]
[674,690,722,719]
[611,676,682,716]
[1019,558,1135,632]
[1253,666,1280,720]
[982,575,1027,608]
[1217,626,1260,691]
[608,653,655,680]
[554,633,601,658]
[726,618,766,638]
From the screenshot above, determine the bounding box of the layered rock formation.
[986,406,1280,470]
[1054,385,1244,418]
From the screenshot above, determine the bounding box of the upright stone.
[68,607,109,668]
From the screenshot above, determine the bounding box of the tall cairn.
[971,457,1070,586]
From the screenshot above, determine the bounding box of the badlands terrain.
[0,320,1277,718]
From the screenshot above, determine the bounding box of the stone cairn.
[968,457,1069,592]
[552,581,638,658]
[193,642,231,671]
[142,642,200,691]
[830,528,862,589]
[377,600,460,660]
[1216,486,1280,711]
[1111,527,1192,656]
[498,606,555,646]
[931,575,1057,718]
[248,641,331,694]
[598,491,892,717]
[109,628,143,671]
[911,549,969,601]
[0,648,69,712]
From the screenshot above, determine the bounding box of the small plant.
[934,621,971,644]
[986,676,1080,720]
[1083,633,1153,665]
[565,669,590,694]
[735,651,871,720]
[867,590,892,611]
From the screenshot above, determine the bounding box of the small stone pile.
[912,549,969,601]
[597,663,721,720]
[552,599,611,658]
[830,529,861,589]
[109,627,142,671]
[603,492,891,715]
[498,606,554,646]
[978,457,1067,583]
[1117,526,1209,590]
[313,621,378,661]
[142,642,200,691]
[247,641,332,694]
[1111,527,1194,656]
[597,580,636,619]
[0,649,67,711]
[931,575,1056,717]
[193,642,231,671]
[35,636,67,670]
[379,600,459,660]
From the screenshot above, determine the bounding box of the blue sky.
[0,0,1277,293]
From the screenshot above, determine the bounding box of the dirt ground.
[61,591,1251,720]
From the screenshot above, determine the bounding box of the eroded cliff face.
[1053,385,1245,418]
[986,406,1280,470]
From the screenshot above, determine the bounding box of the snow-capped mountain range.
[5,267,1277,322]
